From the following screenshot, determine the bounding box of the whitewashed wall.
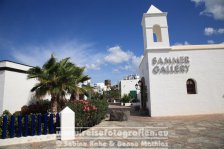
[2,71,37,114]
[147,49,224,116]
[140,5,224,116]
[139,55,151,109]
[120,79,140,98]
[142,14,170,50]
[93,83,107,94]
[0,71,5,114]
[0,61,31,70]
[0,61,38,114]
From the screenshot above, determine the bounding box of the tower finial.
[147,5,163,14]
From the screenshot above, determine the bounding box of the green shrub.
[21,100,51,115]
[66,99,108,128]
[0,99,108,138]
[0,110,12,138]
[3,110,11,116]
[13,111,21,117]
[21,105,29,115]
[121,94,132,103]
[89,99,109,124]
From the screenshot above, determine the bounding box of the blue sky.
[0,0,224,84]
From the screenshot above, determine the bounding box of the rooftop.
[147,5,163,14]
[171,44,224,51]
[0,60,33,72]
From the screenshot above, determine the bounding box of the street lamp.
[135,80,142,90]
[135,83,138,90]
[138,80,142,87]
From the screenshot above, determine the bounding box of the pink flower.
[92,105,97,110]
[83,106,87,111]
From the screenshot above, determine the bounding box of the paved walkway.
[1,106,224,149]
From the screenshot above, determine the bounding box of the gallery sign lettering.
[152,56,190,74]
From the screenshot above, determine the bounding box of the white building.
[139,5,224,116]
[119,75,140,98]
[0,60,90,114]
[93,83,108,94]
[0,61,37,114]
[82,79,91,86]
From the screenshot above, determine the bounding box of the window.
[153,33,158,42]
[153,25,162,42]
[186,79,197,94]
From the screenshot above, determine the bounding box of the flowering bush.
[66,99,108,128]
[0,100,108,138]
[79,100,97,112]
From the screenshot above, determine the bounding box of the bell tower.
[142,5,170,51]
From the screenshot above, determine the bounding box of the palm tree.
[27,54,90,113]
[67,66,91,101]
[27,55,59,113]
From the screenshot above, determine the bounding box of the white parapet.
[60,106,75,140]
[0,134,56,147]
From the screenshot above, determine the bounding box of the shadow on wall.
[28,94,50,105]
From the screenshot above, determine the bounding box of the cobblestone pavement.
[1,106,224,149]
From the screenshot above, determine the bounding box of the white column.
[60,106,75,140]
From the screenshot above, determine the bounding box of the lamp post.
[138,80,142,87]
[135,80,142,103]
[135,80,142,90]
[135,80,149,115]
[135,83,138,90]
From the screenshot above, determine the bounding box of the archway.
[152,24,162,42]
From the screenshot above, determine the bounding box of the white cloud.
[217,28,224,34]
[204,27,224,36]
[119,55,143,72]
[11,39,105,70]
[123,65,132,70]
[191,0,203,5]
[191,0,224,20]
[185,41,190,45]
[85,58,105,70]
[104,46,133,64]
[174,41,190,46]
[112,69,120,74]
[12,42,143,74]
[207,40,215,44]
[10,42,143,83]
[103,45,143,74]
[204,27,216,35]
[131,55,144,71]
[86,64,100,70]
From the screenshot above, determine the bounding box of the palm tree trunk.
[70,93,79,102]
[58,96,66,111]
[75,94,79,100]
[70,93,75,102]
[51,95,58,114]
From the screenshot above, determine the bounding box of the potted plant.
[122,94,132,106]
